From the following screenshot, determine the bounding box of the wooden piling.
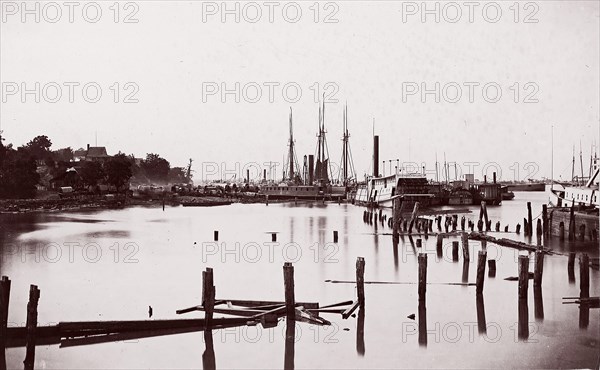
[488,259,496,277]
[461,233,470,262]
[283,263,295,320]
[536,219,542,238]
[527,202,533,236]
[495,221,500,232]
[333,231,338,243]
[452,241,459,262]
[516,223,521,234]
[542,204,548,236]
[534,251,544,288]
[523,218,528,236]
[0,276,11,367]
[418,253,427,302]
[568,253,576,282]
[460,216,465,231]
[579,224,586,241]
[568,201,575,241]
[559,222,565,241]
[203,268,215,328]
[272,233,277,242]
[518,255,529,299]
[481,239,487,250]
[504,225,509,232]
[580,254,590,298]
[476,251,487,295]
[213,230,219,241]
[436,235,443,252]
[356,257,365,305]
[23,285,40,370]
[416,239,422,249]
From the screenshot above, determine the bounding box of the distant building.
[73,144,110,162]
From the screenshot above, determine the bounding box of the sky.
[1,0,599,183]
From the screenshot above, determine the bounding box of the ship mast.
[313,98,331,184]
[338,103,356,186]
[285,108,300,183]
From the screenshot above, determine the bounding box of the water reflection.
[518,298,529,340]
[418,302,427,347]
[392,238,399,273]
[356,307,365,356]
[476,294,486,335]
[534,287,544,321]
[461,261,469,284]
[203,330,216,370]
[284,319,295,370]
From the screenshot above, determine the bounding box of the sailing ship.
[260,102,353,200]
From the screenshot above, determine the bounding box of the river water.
[1,192,598,369]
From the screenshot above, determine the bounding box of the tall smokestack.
[263,169,266,181]
[493,172,497,184]
[308,155,314,184]
[247,169,250,183]
[373,136,379,177]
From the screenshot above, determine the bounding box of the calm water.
[1,192,598,369]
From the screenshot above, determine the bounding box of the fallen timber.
[468,232,555,254]
[5,317,250,348]
[325,280,475,286]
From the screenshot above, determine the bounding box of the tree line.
[0,133,190,199]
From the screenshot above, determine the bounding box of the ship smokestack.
[484,175,487,183]
[493,172,496,184]
[263,169,266,181]
[308,155,314,184]
[247,169,250,183]
[373,136,379,177]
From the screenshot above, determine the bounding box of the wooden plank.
[342,301,360,319]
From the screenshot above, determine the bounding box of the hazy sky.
[1,1,599,182]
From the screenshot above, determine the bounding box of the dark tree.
[80,161,105,188]
[169,167,187,183]
[23,135,52,161]
[0,137,40,198]
[104,153,132,191]
[141,153,170,183]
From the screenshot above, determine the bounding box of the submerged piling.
[580,254,590,298]
[461,233,470,262]
[518,255,529,299]
[23,285,40,370]
[0,276,11,366]
[476,251,487,295]
[534,251,544,288]
[356,257,365,305]
[418,253,427,302]
[283,263,295,320]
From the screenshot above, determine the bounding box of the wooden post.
[516,223,521,234]
[527,202,533,236]
[461,233,470,262]
[213,230,219,241]
[488,259,496,277]
[452,241,459,262]
[416,239,422,249]
[272,233,277,242]
[523,218,528,236]
[518,255,529,299]
[203,268,215,328]
[568,252,576,283]
[542,204,548,236]
[23,285,40,370]
[504,225,509,232]
[481,201,489,230]
[333,231,338,243]
[568,201,575,241]
[536,219,543,240]
[476,251,487,294]
[580,254,590,298]
[579,224,586,241]
[534,251,544,288]
[436,235,443,253]
[0,276,11,367]
[356,257,365,305]
[418,253,427,301]
[481,239,487,250]
[495,221,500,232]
[559,222,565,241]
[283,263,295,320]
[460,216,465,231]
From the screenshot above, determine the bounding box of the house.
[73,144,110,162]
